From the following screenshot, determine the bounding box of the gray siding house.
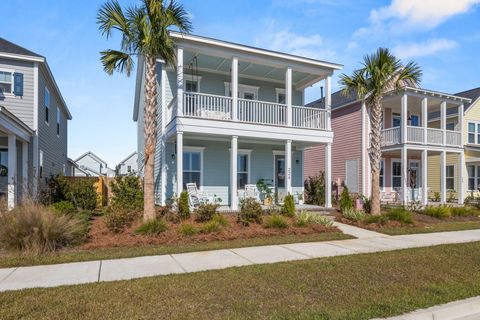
[74,151,114,177]
[133,32,341,209]
[0,38,71,208]
[117,151,138,176]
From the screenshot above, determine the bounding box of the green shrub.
[386,207,413,224]
[212,214,229,227]
[342,207,365,222]
[178,191,190,220]
[295,211,333,227]
[264,215,288,229]
[238,197,263,226]
[282,194,295,217]
[195,203,219,222]
[110,175,144,210]
[104,209,138,233]
[360,195,371,214]
[135,219,168,236]
[0,204,85,253]
[304,172,325,205]
[450,206,474,217]
[339,186,353,212]
[200,220,222,233]
[40,175,97,210]
[77,210,93,223]
[178,223,198,236]
[422,205,451,219]
[52,201,76,215]
[363,214,389,224]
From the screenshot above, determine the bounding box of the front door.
[274,155,285,191]
[408,160,420,201]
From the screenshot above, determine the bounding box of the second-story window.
[56,107,61,136]
[44,88,50,123]
[468,122,480,144]
[0,71,13,94]
[185,80,198,92]
[392,113,401,127]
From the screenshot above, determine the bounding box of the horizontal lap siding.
[304,102,363,192]
[428,153,461,196]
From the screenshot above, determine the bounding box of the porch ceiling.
[183,49,322,90]
[381,94,460,114]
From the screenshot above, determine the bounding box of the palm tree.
[339,48,422,215]
[97,0,192,220]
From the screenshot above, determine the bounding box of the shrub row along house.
[133,32,480,208]
[0,38,71,208]
[133,32,342,209]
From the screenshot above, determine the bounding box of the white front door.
[408,160,420,201]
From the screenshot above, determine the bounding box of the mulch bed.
[80,214,341,250]
[333,211,480,231]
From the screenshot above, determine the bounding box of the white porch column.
[421,149,428,207]
[231,57,238,121]
[441,101,446,146]
[325,76,332,130]
[285,140,292,195]
[440,150,446,204]
[459,151,465,205]
[230,136,238,210]
[459,104,464,146]
[422,97,428,144]
[7,134,16,210]
[401,94,408,144]
[22,142,28,200]
[286,67,292,127]
[401,146,408,204]
[176,46,184,117]
[325,142,332,208]
[176,131,183,196]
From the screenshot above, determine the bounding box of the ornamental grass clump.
[178,223,198,236]
[135,218,168,236]
[295,211,333,227]
[386,206,413,224]
[263,214,288,229]
[422,205,451,219]
[0,203,85,254]
[342,207,365,222]
[449,206,474,217]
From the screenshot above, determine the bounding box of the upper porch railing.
[381,126,462,147]
[171,92,329,130]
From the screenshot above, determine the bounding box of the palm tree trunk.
[369,97,383,215]
[143,55,158,220]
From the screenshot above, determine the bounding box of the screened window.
[392,113,401,127]
[0,71,12,94]
[379,160,385,189]
[392,161,401,188]
[237,153,249,188]
[446,165,455,190]
[45,88,50,123]
[183,151,201,188]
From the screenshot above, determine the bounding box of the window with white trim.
[276,88,286,104]
[468,122,480,144]
[237,153,249,188]
[0,71,13,94]
[392,113,401,127]
[392,160,401,188]
[468,165,476,191]
[45,88,50,123]
[446,165,455,190]
[379,159,385,190]
[183,150,202,188]
[127,165,132,173]
[56,107,61,136]
[39,150,44,179]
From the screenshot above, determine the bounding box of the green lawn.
[2,242,480,320]
[378,220,480,235]
[0,232,352,268]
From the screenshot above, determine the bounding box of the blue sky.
[2,0,479,166]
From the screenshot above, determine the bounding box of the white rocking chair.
[186,183,210,208]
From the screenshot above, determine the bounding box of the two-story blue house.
[133,32,342,210]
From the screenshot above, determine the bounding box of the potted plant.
[256,179,273,206]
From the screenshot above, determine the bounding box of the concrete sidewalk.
[1,224,480,292]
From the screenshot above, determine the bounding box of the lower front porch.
[379,147,464,205]
[160,133,332,209]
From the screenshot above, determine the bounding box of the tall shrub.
[110,175,144,211]
[282,194,295,217]
[178,191,190,220]
[304,172,325,205]
[340,185,353,212]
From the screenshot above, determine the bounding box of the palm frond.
[166,0,193,33]
[100,50,134,76]
[97,0,131,39]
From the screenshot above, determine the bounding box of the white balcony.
[381,126,462,147]
[173,92,330,130]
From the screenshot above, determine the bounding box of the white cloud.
[371,0,480,29]
[393,38,457,59]
[253,24,336,61]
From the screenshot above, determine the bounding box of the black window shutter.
[13,73,24,96]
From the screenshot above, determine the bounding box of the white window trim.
[183,75,202,92]
[408,159,420,188]
[467,121,480,145]
[445,163,456,191]
[379,158,385,192]
[224,82,259,100]
[45,87,50,125]
[183,146,204,188]
[467,164,480,191]
[0,68,15,95]
[391,158,401,189]
[275,88,286,104]
[392,113,401,128]
[56,107,61,137]
[238,149,252,187]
